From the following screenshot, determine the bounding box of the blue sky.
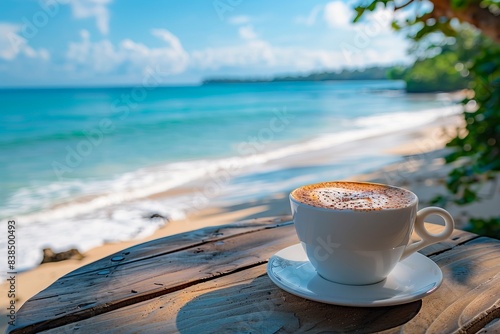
[0,0,412,87]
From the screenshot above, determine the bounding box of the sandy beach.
[2,113,499,332]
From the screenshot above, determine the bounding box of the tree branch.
[395,0,415,11]
[430,0,500,43]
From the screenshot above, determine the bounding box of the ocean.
[0,81,461,272]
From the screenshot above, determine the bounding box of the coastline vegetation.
[203,66,394,84]
[354,0,499,238]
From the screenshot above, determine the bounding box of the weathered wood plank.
[398,237,500,333]
[40,266,423,334]
[8,222,481,334]
[65,216,293,277]
[40,236,499,334]
[9,222,299,334]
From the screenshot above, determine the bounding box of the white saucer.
[267,244,443,307]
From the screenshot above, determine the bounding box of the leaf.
[367,0,378,11]
[467,217,500,239]
[430,194,448,206]
[353,7,366,23]
[451,0,470,9]
[391,20,401,30]
[463,188,478,203]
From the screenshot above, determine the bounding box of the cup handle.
[401,207,455,260]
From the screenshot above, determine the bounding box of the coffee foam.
[291,182,415,211]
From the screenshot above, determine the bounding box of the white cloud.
[295,4,323,26]
[361,6,394,28]
[0,23,50,61]
[66,30,118,72]
[151,29,185,54]
[323,1,353,28]
[228,15,251,25]
[191,43,342,72]
[121,29,189,73]
[69,0,112,35]
[191,27,342,72]
[190,18,409,73]
[339,40,410,67]
[297,2,392,32]
[238,25,257,40]
[66,29,189,75]
[15,8,406,85]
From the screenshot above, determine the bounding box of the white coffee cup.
[290,181,454,285]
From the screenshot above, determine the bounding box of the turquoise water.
[0,81,460,270]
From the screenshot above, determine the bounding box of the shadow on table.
[176,273,422,333]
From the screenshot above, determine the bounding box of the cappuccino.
[291,181,415,211]
[289,180,454,284]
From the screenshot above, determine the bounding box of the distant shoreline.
[202,66,393,85]
[202,78,397,84]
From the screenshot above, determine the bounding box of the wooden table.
[8,217,500,333]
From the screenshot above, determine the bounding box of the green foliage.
[203,66,395,84]
[467,217,500,237]
[386,66,408,80]
[442,39,500,206]
[403,28,486,92]
[272,67,391,81]
[352,0,500,238]
[405,52,467,92]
